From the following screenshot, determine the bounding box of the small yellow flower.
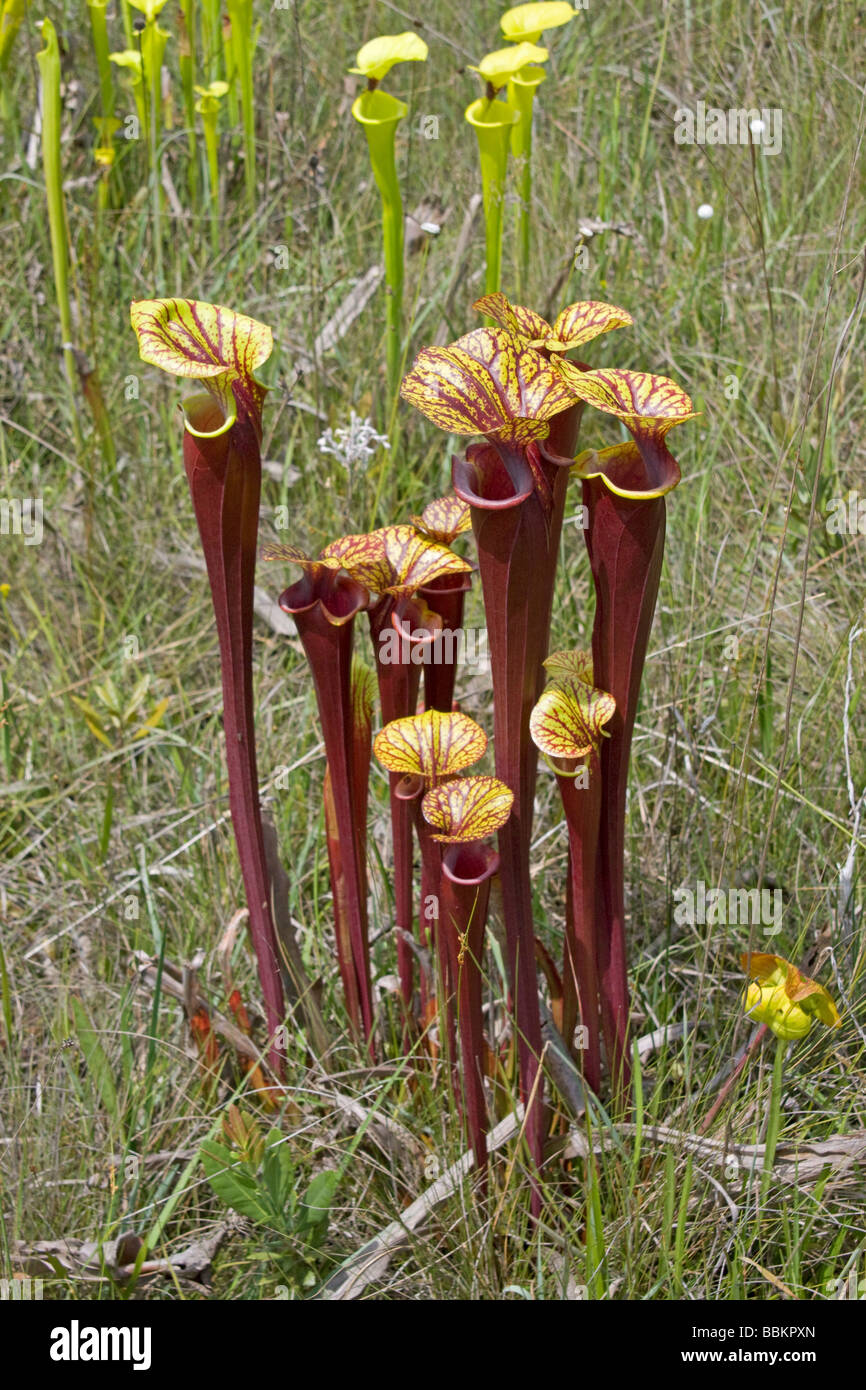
[742,953,841,1041]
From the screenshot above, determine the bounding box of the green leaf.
[261,1130,293,1217]
[200,1141,270,1223]
[70,995,121,1132]
[758,648,774,760]
[299,1169,338,1245]
[0,936,14,1052]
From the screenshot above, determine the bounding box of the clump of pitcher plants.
[399,288,691,1154]
[132,281,700,1188]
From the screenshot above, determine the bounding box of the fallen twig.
[563,1121,866,1187]
[13,1222,234,1289]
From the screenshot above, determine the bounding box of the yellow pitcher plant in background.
[128,0,171,287]
[226,0,258,207]
[465,41,546,298]
[350,33,428,411]
[109,48,147,133]
[500,4,580,290]
[178,0,199,202]
[87,0,116,152]
[195,80,230,254]
[36,19,86,461]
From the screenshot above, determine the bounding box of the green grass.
[0,0,864,1300]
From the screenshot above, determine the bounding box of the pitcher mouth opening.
[395,773,425,803]
[452,442,535,510]
[418,571,474,598]
[279,571,369,625]
[182,392,233,439]
[464,96,520,131]
[574,437,681,499]
[442,843,499,885]
[351,89,408,127]
[389,593,444,646]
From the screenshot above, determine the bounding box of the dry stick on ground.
[325,1086,426,1171]
[538,1005,685,1116]
[134,941,335,1092]
[562,1123,866,1188]
[13,1224,234,1289]
[132,947,418,1151]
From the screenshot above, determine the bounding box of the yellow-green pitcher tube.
[36,19,83,453]
[0,0,29,71]
[227,0,256,206]
[465,97,519,298]
[179,0,199,203]
[140,16,168,288]
[93,117,120,211]
[130,69,147,135]
[201,0,221,82]
[352,89,407,410]
[118,0,133,48]
[204,110,220,256]
[222,12,239,126]
[197,96,221,256]
[0,0,29,135]
[507,65,546,294]
[110,51,148,135]
[87,0,114,121]
[88,0,116,213]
